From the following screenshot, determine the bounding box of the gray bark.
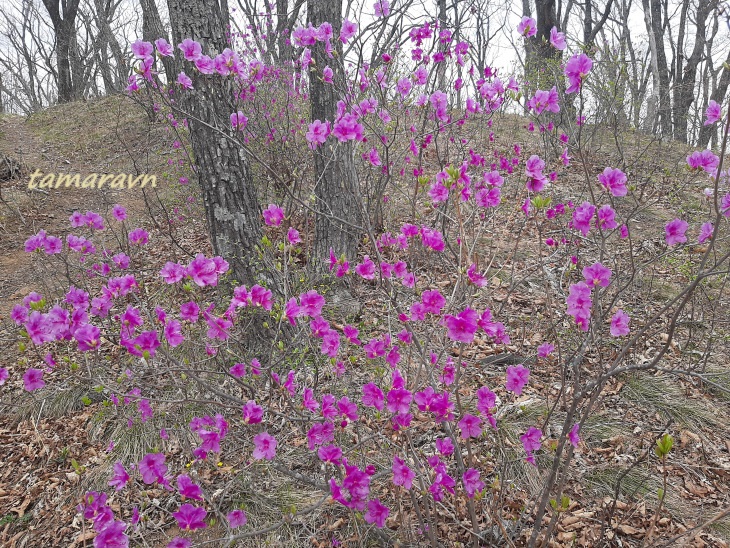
[41,0,81,103]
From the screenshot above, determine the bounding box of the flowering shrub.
[5,8,730,548]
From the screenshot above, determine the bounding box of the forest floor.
[0,95,729,547]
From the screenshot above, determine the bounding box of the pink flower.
[332,113,364,142]
[582,262,612,288]
[177,72,193,89]
[566,282,593,331]
[252,432,277,460]
[596,204,618,230]
[704,100,722,125]
[527,88,560,115]
[112,205,127,221]
[340,19,358,43]
[517,16,537,37]
[458,414,483,439]
[160,262,185,284]
[610,309,630,337]
[322,65,333,83]
[0,368,8,385]
[318,444,342,464]
[242,400,263,424]
[107,462,130,491]
[392,455,415,489]
[131,40,153,59]
[173,503,207,530]
[568,423,581,447]
[598,167,628,197]
[128,228,149,245]
[178,39,202,61]
[307,422,334,450]
[364,499,389,528]
[362,383,385,410]
[665,218,688,246]
[299,290,325,317]
[139,453,167,484]
[230,111,248,131]
[550,26,567,50]
[94,521,128,547]
[687,150,720,173]
[180,301,200,322]
[262,204,284,226]
[287,227,301,244]
[698,222,714,243]
[396,77,412,97]
[505,365,530,395]
[155,38,173,57]
[537,343,555,358]
[565,53,593,94]
[520,426,542,465]
[177,475,203,500]
[572,201,596,236]
[443,307,478,343]
[374,0,390,17]
[436,437,454,455]
[227,509,247,528]
[23,368,45,391]
[386,387,412,414]
[355,255,376,279]
[168,538,191,548]
[463,468,485,498]
[306,119,329,148]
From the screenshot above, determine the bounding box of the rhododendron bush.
[5,5,730,548]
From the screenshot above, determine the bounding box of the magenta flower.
[458,413,483,439]
[23,368,45,391]
[340,18,357,43]
[306,119,330,149]
[374,0,390,17]
[167,538,191,548]
[568,423,581,447]
[362,382,385,410]
[704,100,721,125]
[687,150,720,173]
[178,39,202,61]
[364,499,389,528]
[537,343,554,358]
[139,453,167,484]
[176,71,193,89]
[596,204,618,230]
[505,365,530,395]
[318,444,342,464]
[131,40,153,59]
[173,503,207,531]
[180,301,200,323]
[550,26,567,50]
[476,386,496,416]
[230,111,248,131]
[287,227,301,245]
[332,113,364,142]
[262,204,284,226]
[108,461,130,491]
[521,427,542,465]
[392,455,415,490]
[322,65,333,83]
[443,307,478,343]
[227,509,247,528]
[93,520,128,547]
[698,222,714,244]
[112,205,127,221]
[566,282,593,331]
[610,309,630,337]
[565,53,593,94]
[252,432,277,460]
[583,262,612,288]
[665,218,688,246]
[517,16,537,37]
[128,228,149,245]
[163,320,184,347]
[355,255,376,279]
[527,88,560,115]
[598,167,628,197]
[572,201,596,236]
[155,38,174,57]
[463,468,485,498]
[436,437,454,455]
[386,387,412,415]
[307,422,335,450]
[177,475,203,501]
[0,368,8,385]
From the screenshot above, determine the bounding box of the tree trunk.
[167,0,280,292]
[41,0,80,103]
[671,0,712,143]
[307,0,363,278]
[648,0,672,136]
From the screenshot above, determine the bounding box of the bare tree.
[41,0,82,102]
[641,0,672,135]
